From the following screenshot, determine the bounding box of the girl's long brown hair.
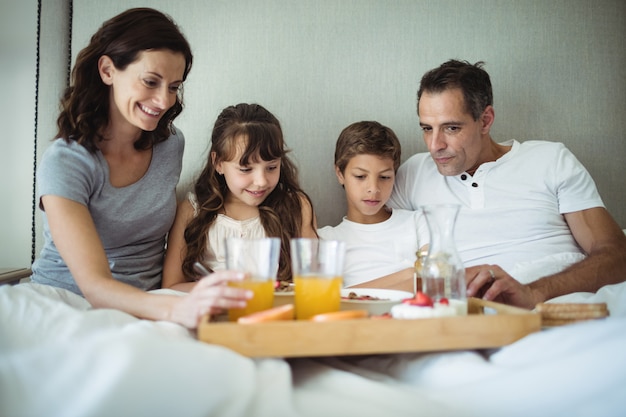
[182,103,316,281]
[55,8,193,151]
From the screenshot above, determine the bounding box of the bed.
[1,279,625,417]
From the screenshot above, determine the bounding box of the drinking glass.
[290,238,345,320]
[225,237,280,321]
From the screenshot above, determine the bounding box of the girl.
[30,8,249,329]
[163,103,318,292]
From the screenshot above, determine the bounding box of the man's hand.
[465,265,541,310]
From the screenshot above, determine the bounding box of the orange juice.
[294,275,342,320]
[228,280,275,322]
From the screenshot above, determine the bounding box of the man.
[388,59,626,309]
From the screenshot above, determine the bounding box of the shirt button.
[471,182,478,187]
[461,174,467,180]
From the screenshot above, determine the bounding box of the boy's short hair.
[334,121,401,173]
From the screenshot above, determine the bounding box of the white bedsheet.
[1,282,625,417]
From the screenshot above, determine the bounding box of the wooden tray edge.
[197,298,541,358]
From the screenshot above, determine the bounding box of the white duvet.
[1,282,625,417]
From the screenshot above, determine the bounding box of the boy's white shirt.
[317,208,429,287]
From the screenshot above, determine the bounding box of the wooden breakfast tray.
[197,298,541,358]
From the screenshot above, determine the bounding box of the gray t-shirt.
[31,129,185,296]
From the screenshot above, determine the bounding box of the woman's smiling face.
[100,49,186,132]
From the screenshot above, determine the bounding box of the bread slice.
[535,302,609,326]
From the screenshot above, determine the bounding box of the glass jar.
[420,204,468,315]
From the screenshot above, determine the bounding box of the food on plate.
[237,304,295,324]
[535,302,609,326]
[274,280,294,293]
[341,291,388,301]
[402,291,434,307]
[391,292,464,319]
[273,282,295,307]
[310,309,369,322]
[340,288,413,316]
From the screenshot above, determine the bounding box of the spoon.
[193,262,211,281]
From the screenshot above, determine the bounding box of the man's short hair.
[417,59,493,121]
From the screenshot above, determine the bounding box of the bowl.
[340,288,413,316]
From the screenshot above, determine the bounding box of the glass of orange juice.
[225,237,280,322]
[290,238,345,320]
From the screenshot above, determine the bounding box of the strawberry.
[413,292,434,307]
[439,298,449,306]
[402,292,434,307]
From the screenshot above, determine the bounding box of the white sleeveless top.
[188,192,266,271]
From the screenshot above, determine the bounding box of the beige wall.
[3,0,625,265]
[1,0,37,267]
[1,0,69,267]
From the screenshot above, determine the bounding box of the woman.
[30,8,250,328]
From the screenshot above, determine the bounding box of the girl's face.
[216,136,282,209]
[99,49,186,133]
[336,153,395,224]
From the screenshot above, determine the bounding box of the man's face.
[418,88,491,176]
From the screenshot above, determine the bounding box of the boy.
[318,121,429,292]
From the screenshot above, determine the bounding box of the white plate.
[341,288,413,315]
[273,286,413,315]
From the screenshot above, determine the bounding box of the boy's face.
[336,154,395,224]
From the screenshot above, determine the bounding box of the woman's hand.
[169,270,253,328]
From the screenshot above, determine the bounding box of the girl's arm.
[163,199,199,292]
[42,195,249,327]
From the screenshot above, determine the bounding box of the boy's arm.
[348,267,415,293]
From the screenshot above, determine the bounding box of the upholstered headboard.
[3,0,625,267]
